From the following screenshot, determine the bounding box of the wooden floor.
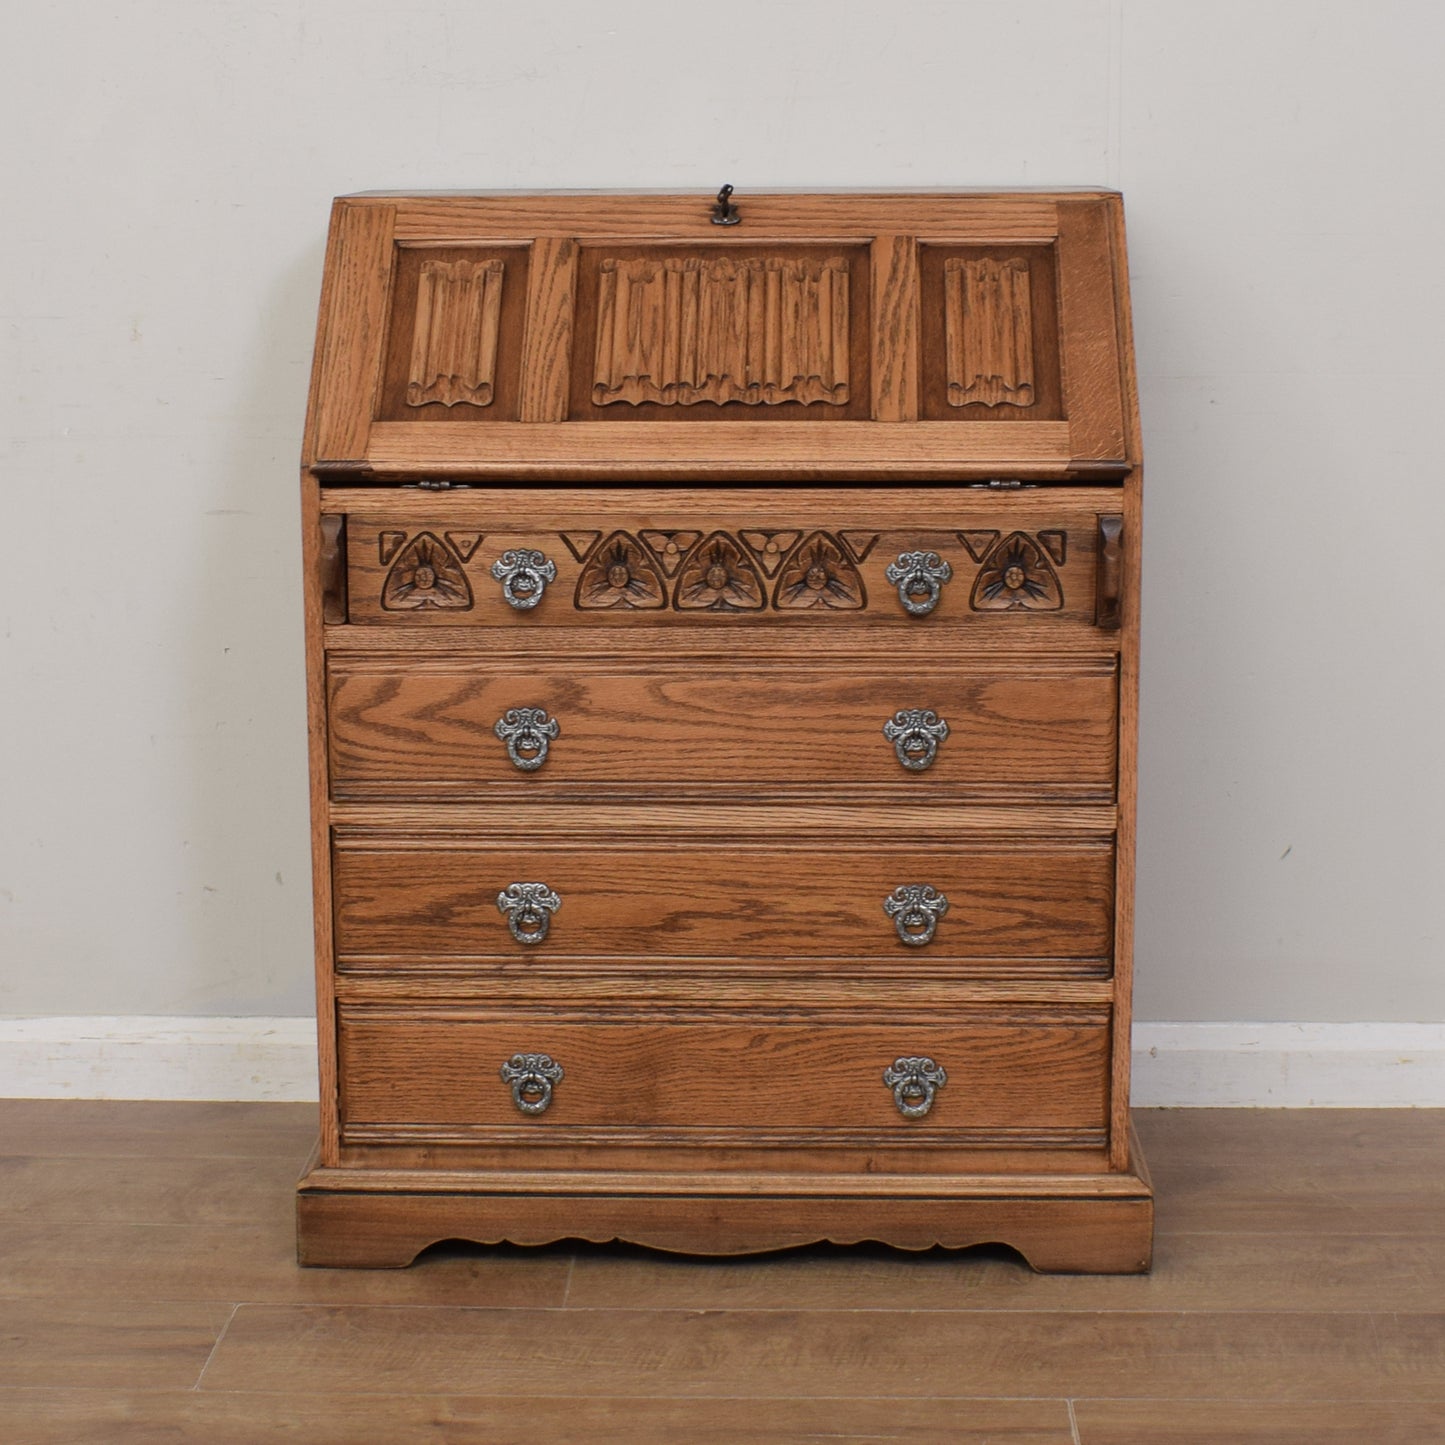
[1,1105,1442,1443]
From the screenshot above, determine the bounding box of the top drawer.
[330,495,1124,635]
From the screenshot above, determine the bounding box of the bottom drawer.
[337,1004,1111,1146]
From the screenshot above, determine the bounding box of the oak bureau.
[295,188,1153,1271]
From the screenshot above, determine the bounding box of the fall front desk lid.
[303,190,1136,481]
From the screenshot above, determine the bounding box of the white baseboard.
[1132,1022,1445,1107]
[0,1017,320,1102]
[0,1017,1442,1106]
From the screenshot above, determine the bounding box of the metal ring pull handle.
[491,548,557,610]
[882,709,949,771]
[883,884,950,947]
[500,1052,563,1115]
[883,1055,947,1118]
[885,551,952,617]
[494,707,560,771]
[496,882,561,945]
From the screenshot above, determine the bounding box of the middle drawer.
[327,652,1118,801]
[332,813,1115,970]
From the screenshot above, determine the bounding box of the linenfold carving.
[944,257,1035,408]
[592,255,851,407]
[406,258,505,408]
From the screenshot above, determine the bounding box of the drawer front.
[337,1005,1111,1141]
[339,509,1116,633]
[332,833,1114,965]
[327,654,1117,799]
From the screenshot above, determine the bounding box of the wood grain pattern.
[336,1007,1110,1136]
[341,510,1104,630]
[945,256,1036,406]
[591,253,851,408]
[0,1390,1077,1445]
[330,833,1115,963]
[305,201,394,462]
[300,191,1145,1270]
[203,1304,1396,1399]
[1074,1401,1445,1445]
[295,1190,1150,1269]
[869,234,919,420]
[518,236,577,421]
[1058,197,1127,461]
[358,418,1080,477]
[325,654,1118,798]
[0,1300,233,1390]
[405,258,504,407]
[9,1104,1441,1436]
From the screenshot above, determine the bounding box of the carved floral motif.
[773,531,866,610]
[969,531,1063,611]
[574,531,667,610]
[381,532,474,610]
[674,533,766,612]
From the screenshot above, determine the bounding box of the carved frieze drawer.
[336,1003,1112,1148]
[327,653,1118,800]
[330,816,1115,971]
[337,508,1120,631]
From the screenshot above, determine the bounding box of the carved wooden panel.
[945,257,1035,407]
[341,508,1100,628]
[574,531,667,610]
[377,245,529,421]
[970,532,1064,612]
[569,245,872,421]
[773,531,865,610]
[918,246,1063,422]
[674,533,766,612]
[591,254,850,408]
[405,258,505,407]
[380,532,474,611]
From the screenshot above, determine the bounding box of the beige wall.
[2,1,1442,1021]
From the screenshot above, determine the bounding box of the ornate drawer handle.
[883,884,950,946]
[882,708,949,771]
[490,548,557,610]
[496,882,561,945]
[883,1056,947,1118]
[885,551,952,616]
[500,1052,563,1115]
[494,706,560,771]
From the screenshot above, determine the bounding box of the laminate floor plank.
[0,1100,316,1160]
[1073,1398,1445,1443]
[200,1303,1391,1401]
[0,1388,1074,1445]
[1138,1108,1445,1235]
[563,1230,1445,1313]
[0,1299,233,1390]
[0,1222,573,1307]
[0,1153,300,1225]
